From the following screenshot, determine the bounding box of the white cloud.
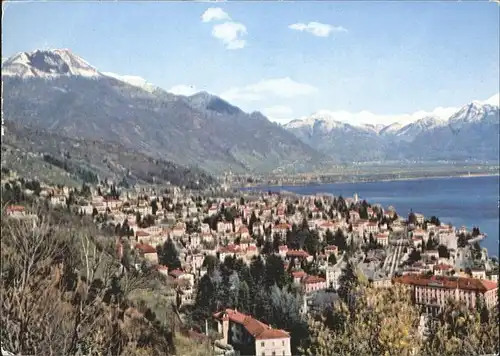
[168,84,198,96]
[211,22,247,50]
[477,93,499,106]
[262,105,294,122]
[201,7,230,23]
[221,77,318,102]
[289,22,347,37]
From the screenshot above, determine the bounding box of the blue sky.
[3,1,499,124]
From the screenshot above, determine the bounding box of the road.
[389,240,405,276]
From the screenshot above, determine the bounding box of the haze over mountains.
[2,49,499,174]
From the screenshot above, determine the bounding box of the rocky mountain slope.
[2,49,327,174]
[285,96,499,163]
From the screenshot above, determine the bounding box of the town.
[2,170,498,356]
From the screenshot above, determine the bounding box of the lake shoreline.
[238,172,499,190]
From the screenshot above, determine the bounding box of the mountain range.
[284,96,499,163]
[2,49,499,177]
[2,49,325,175]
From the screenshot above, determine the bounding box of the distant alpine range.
[2,49,499,174]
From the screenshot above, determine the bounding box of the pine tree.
[159,238,181,270]
[237,281,251,314]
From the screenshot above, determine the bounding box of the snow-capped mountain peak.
[394,116,445,139]
[1,49,101,78]
[102,72,158,93]
[379,122,403,135]
[284,111,348,132]
[449,97,499,126]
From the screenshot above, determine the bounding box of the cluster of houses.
[3,178,498,356]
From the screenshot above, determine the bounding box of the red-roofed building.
[213,308,291,356]
[394,274,498,314]
[285,249,311,262]
[291,270,307,284]
[375,233,389,247]
[134,243,158,264]
[302,275,327,294]
[5,205,26,217]
[433,263,453,276]
[324,245,338,257]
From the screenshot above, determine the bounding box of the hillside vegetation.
[2,122,216,189]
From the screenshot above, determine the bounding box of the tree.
[359,206,368,220]
[325,229,334,245]
[0,204,171,356]
[457,233,468,248]
[429,216,441,226]
[426,237,438,251]
[408,212,417,225]
[264,254,289,289]
[193,274,215,323]
[248,211,257,234]
[304,230,320,256]
[261,240,273,255]
[303,283,422,356]
[158,239,181,270]
[328,253,337,266]
[422,299,499,356]
[151,199,158,215]
[407,249,421,264]
[438,245,450,258]
[337,261,359,306]
[250,255,265,286]
[202,255,219,274]
[236,281,251,314]
[333,229,347,251]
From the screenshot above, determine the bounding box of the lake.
[251,175,499,258]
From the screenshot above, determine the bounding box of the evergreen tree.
[237,281,251,314]
[328,253,337,266]
[325,229,334,245]
[304,230,320,256]
[337,261,359,306]
[333,228,347,251]
[359,206,369,220]
[261,240,273,255]
[264,254,289,289]
[250,255,265,286]
[193,274,215,322]
[151,199,158,215]
[457,233,468,248]
[202,255,219,274]
[159,238,181,270]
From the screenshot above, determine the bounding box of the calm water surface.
[253,176,499,257]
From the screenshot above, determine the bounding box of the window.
[261,342,265,347]
[282,341,285,346]
[262,353,265,356]
[272,352,276,356]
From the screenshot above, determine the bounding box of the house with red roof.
[285,249,312,262]
[134,243,158,264]
[5,205,26,217]
[213,308,291,356]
